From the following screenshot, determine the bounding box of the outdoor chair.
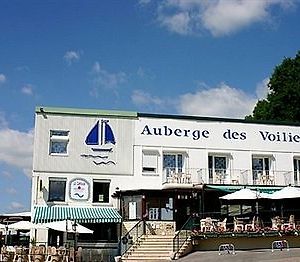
[217,218,227,232]
[271,216,283,230]
[233,217,244,232]
[200,217,214,232]
[282,215,295,230]
[245,216,256,231]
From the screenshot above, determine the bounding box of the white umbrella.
[44,220,93,234]
[269,186,300,199]
[0,223,6,229]
[219,188,268,200]
[8,221,45,230]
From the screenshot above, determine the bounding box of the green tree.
[246,51,300,122]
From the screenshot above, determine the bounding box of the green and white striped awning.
[33,206,122,224]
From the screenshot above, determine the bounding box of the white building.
[31,106,300,251]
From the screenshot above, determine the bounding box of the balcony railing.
[162,167,294,186]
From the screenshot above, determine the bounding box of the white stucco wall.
[32,109,300,208]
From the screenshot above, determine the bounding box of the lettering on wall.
[140,125,300,144]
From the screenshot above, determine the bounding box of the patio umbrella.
[219,188,269,200]
[8,221,45,230]
[44,220,93,234]
[0,223,6,230]
[269,186,300,199]
[219,188,271,216]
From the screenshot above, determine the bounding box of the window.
[49,130,69,155]
[294,158,300,186]
[93,181,110,203]
[163,153,183,175]
[48,179,66,202]
[252,157,270,184]
[208,155,227,183]
[142,151,158,173]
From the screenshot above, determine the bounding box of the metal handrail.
[172,215,195,256]
[120,219,145,256]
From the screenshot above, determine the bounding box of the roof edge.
[138,112,300,127]
[35,106,138,118]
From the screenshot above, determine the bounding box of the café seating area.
[0,245,82,262]
[196,215,298,234]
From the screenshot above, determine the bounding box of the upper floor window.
[208,155,228,184]
[163,153,183,175]
[142,151,158,173]
[49,130,69,155]
[294,158,300,186]
[252,156,271,185]
[48,178,66,202]
[93,180,110,203]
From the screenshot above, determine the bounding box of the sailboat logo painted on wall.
[81,120,116,165]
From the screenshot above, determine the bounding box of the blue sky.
[0,0,299,214]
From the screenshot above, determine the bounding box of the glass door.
[208,156,227,184]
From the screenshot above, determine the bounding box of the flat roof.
[35,106,138,118]
[35,106,300,127]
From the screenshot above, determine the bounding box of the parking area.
[176,248,300,262]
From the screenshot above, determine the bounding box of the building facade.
[31,106,300,248]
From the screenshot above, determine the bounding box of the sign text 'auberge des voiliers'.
[141,125,300,143]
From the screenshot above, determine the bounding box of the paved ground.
[176,248,300,262]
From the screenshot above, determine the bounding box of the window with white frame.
[48,178,66,202]
[208,155,227,183]
[163,153,183,175]
[142,151,158,173]
[294,158,300,185]
[49,130,69,155]
[252,156,270,184]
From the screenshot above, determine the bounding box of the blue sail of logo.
[85,120,115,152]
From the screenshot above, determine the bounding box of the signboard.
[69,178,90,201]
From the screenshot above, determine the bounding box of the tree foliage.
[246,51,300,122]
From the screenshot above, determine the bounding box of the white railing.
[162,167,294,186]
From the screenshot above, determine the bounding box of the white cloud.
[6,187,17,195]
[0,112,9,128]
[177,83,257,118]
[255,78,270,99]
[21,84,33,96]
[132,90,165,109]
[90,62,127,94]
[132,81,267,118]
[0,124,33,178]
[64,50,81,65]
[0,74,6,84]
[139,0,151,5]
[154,0,296,36]
[9,201,25,210]
[1,170,12,178]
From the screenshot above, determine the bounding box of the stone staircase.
[121,235,174,261]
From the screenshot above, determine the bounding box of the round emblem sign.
[69,178,90,201]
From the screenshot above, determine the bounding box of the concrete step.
[122,235,174,261]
